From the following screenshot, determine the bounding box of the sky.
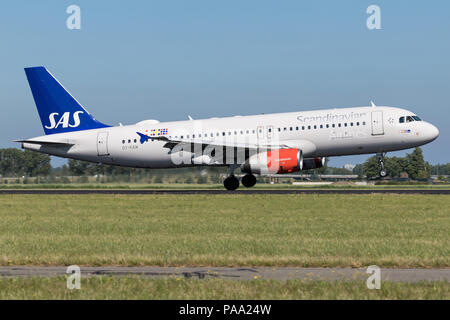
[0,0,449,167]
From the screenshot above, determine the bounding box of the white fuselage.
[22,106,439,170]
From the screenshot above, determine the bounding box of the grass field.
[0,277,448,299]
[0,194,448,267]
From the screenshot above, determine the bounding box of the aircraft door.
[97,132,109,156]
[371,111,384,135]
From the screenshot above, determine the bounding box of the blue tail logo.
[45,111,83,129]
[24,66,110,135]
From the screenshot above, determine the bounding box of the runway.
[0,266,448,282]
[0,189,449,195]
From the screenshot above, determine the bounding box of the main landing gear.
[377,152,388,177]
[241,174,257,188]
[224,175,240,191]
[223,165,257,191]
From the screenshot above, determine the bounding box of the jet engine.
[302,157,326,170]
[241,148,303,174]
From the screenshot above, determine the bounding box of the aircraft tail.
[24,66,110,135]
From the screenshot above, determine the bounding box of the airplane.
[16,66,439,190]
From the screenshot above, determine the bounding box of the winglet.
[136,132,150,144]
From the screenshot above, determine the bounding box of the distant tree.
[0,148,25,176]
[385,156,408,178]
[22,150,51,177]
[405,147,429,179]
[362,156,380,179]
[352,164,365,178]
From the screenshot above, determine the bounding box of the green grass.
[0,194,448,268]
[0,277,448,299]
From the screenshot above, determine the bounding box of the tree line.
[352,147,439,179]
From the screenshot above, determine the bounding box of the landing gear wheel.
[376,152,388,178]
[241,174,257,188]
[224,175,239,191]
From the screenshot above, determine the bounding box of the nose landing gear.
[377,152,388,177]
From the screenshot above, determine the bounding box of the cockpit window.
[406,116,414,123]
[399,116,405,123]
[412,116,422,121]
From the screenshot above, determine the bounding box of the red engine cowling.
[241,148,303,174]
[302,157,326,170]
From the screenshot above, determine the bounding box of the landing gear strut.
[377,152,387,177]
[224,165,240,191]
[241,174,257,188]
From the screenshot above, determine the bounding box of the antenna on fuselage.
[371,101,376,108]
[188,115,194,121]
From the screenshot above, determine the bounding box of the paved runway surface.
[0,266,448,282]
[1,189,449,195]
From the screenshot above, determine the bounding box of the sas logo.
[45,111,83,129]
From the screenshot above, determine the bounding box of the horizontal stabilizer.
[14,139,74,146]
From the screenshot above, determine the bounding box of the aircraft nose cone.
[427,124,439,142]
